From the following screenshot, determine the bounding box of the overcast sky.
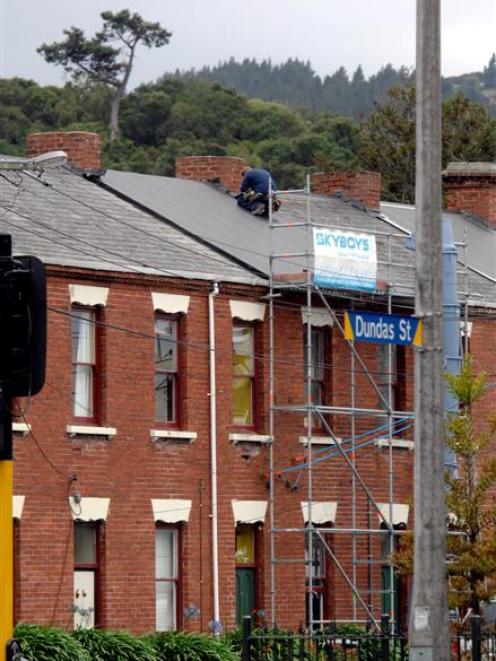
[1,0,495,88]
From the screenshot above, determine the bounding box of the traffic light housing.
[0,254,47,398]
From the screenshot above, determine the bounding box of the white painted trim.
[301,307,333,327]
[378,503,409,526]
[375,438,413,450]
[12,422,31,436]
[66,425,117,439]
[69,496,110,521]
[299,436,341,446]
[69,284,109,307]
[229,300,266,321]
[460,321,473,338]
[152,498,192,523]
[13,495,25,519]
[232,500,268,524]
[229,433,271,444]
[301,501,337,524]
[152,292,190,314]
[150,429,197,443]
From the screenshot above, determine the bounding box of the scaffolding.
[266,177,418,633]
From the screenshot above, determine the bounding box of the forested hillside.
[171,55,496,117]
[2,70,496,202]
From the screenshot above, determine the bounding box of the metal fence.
[241,615,496,661]
[241,616,408,661]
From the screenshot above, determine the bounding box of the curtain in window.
[72,310,95,418]
[155,528,178,631]
[233,326,254,425]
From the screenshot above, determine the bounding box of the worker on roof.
[236,167,280,216]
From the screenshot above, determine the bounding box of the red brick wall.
[27,132,102,171]
[176,156,248,193]
[443,173,496,225]
[311,171,381,209]
[14,266,415,632]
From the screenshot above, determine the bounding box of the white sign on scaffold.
[313,228,377,292]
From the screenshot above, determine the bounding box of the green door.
[236,568,255,626]
[381,565,400,629]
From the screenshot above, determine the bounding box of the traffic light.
[1,255,47,397]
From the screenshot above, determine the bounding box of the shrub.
[148,631,238,661]
[73,628,157,661]
[14,623,90,661]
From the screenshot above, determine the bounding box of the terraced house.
[3,131,496,634]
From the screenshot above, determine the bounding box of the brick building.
[3,132,496,634]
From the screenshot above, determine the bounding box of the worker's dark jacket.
[240,168,277,195]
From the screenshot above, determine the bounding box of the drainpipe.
[442,217,461,474]
[208,282,220,628]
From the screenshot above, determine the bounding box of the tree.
[359,86,496,203]
[483,54,496,88]
[38,10,171,141]
[359,85,416,203]
[394,358,496,616]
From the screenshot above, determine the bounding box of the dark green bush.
[73,628,157,661]
[148,631,238,661]
[14,623,90,661]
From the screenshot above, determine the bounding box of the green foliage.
[147,631,238,661]
[360,85,496,203]
[38,10,172,139]
[394,358,496,616]
[359,85,416,203]
[73,628,156,661]
[14,624,90,661]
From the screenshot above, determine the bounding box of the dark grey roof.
[102,170,496,306]
[381,202,496,291]
[0,166,263,285]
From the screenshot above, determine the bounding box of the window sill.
[229,433,272,445]
[66,425,117,439]
[12,422,31,436]
[299,435,341,446]
[374,438,413,450]
[150,429,197,444]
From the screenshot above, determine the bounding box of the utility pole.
[409,1,450,660]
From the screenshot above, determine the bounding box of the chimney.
[27,131,102,172]
[310,170,381,210]
[443,162,496,225]
[176,155,248,193]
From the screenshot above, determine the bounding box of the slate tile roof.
[0,166,263,285]
[102,170,496,307]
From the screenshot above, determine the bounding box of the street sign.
[344,311,423,346]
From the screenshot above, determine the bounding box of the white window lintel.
[152,292,190,315]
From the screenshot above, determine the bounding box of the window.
[72,308,97,420]
[304,327,325,406]
[235,525,261,626]
[155,526,181,631]
[74,523,100,629]
[303,327,330,431]
[155,316,178,424]
[233,325,255,427]
[377,345,407,434]
[305,527,330,628]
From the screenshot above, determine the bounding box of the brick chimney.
[27,131,102,172]
[176,155,248,193]
[310,170,381,209]
[443,162,496,225]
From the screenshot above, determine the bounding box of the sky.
[1,0,495,88]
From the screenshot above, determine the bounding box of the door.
[236,567,255,626]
